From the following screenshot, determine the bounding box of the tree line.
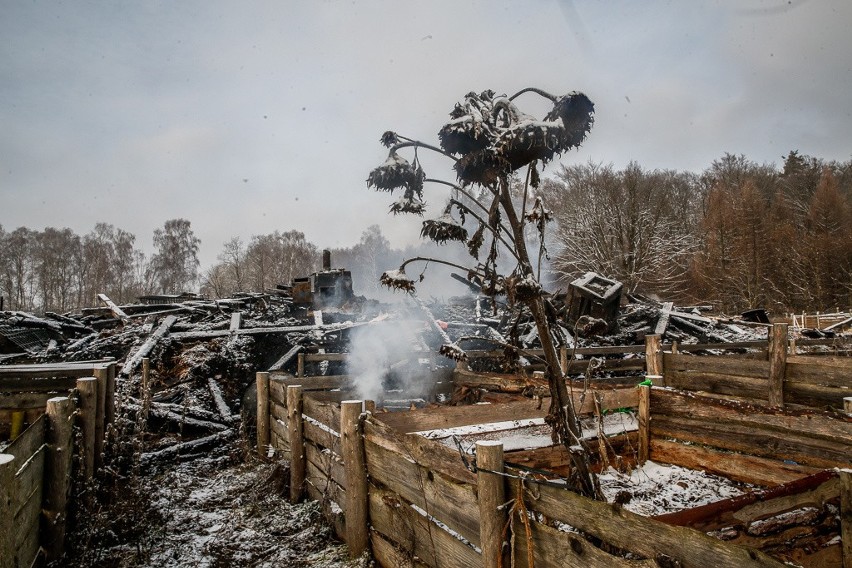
[3,150,850,315]
[541,151,852,313]
[0,219,200,313]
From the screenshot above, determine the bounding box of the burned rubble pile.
[1,270,844,460]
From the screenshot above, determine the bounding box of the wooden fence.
[257,368,852,567]
[647,326,852,410]
[0,361,116,566]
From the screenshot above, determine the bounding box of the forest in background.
[1,151,850,315]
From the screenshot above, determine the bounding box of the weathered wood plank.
[269,373,352,391]
[305,453,346,502]
[650,439,820,486]
[0,360,115,379]
[664,353,771,378]
[0,392,60,410]
[303,418,339,452]
[368,486,481,568]
[511,518,659,568]
[650,389,852,443]
[786,358,852,387]
[378,386,638,434]
[302,396,340,434]
[663,370,769,400]
[370,530,429,568]
[650,415,851,469]
[507,478,786,567]
[364,422,479,547]
[305,440,346,490]
[120,315,178,378]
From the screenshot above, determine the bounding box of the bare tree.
[543,162,699,298]
[149,219,201,294]
[368,87,601,498]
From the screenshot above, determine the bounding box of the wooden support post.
[768,323,788,408]
[104,362,116,426]
[559,346,568,375]
[0,453,15,567]
[477,441,506,568]
[297,353,305,378]
[645,334,664,385]
[93,366,108,470]
[42,396,75,562]
[789,338,797,356]
[841,470,851,568]
[364,400,376,414]
[76,377,98,480]
[671,341,679,355]
[341,400,368,559]
[638,385,651,464]
[845,397,852,416]
[256,372,270,458]
[286,385,305,504]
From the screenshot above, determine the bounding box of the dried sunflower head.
[524,197,553,225]
[506,273,543,304]
[380,131,401,148]
[380,269,416,293]
[496,120,564,169]
[439,343,468,362]
[421,212,468,245]
[367,152,422,192]
[544,91,595,149]
[453,149,508,187]
[389,193,427,216]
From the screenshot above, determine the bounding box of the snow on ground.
[598,460,753,516]
[63,455,365,568]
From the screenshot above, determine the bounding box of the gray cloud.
[2,0,850,269]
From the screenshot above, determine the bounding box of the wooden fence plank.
[663,370,768,400]
[650,389,852,443]
[510,519,658,568]
[0,392,63,410]
[378,385,638,434]
[368,487,481,568]
[302,396,340,434]
[370,531,429,568]
[650,439,820,487]
[303,418,339,453]
[650,415,850,469]
[664,353,771,378]
[363,432,480,547]
[507,479,787,567]
[305,440,346,490]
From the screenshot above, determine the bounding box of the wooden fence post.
[104,362,116,426]
[768,323,788,408]
[840,470,851,568]
[845,397,852,416]
[645,334,664,386]
[93,366,108,470]
[42,396,75,562]
[477,441,505,568]
[638,385,651,465]
[256,372,270,458]
[297,353,305,378]
[0,453,15,568]
[76,377,98,480]
[341,400,368,559]
[286,385,305,504]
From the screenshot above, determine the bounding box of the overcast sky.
[2,0,851,268]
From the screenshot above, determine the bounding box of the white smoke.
[347,317,440,405]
